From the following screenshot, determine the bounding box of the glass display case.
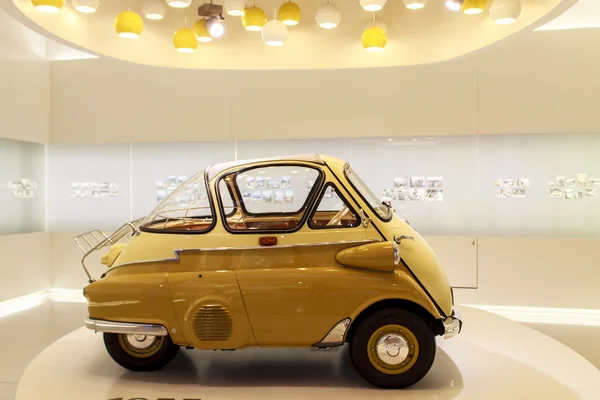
[0,138,45,235]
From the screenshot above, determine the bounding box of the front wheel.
[349,309,436,388]
[103,332,180,371]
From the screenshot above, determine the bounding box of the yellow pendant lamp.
[278,1,301,26]
[193,19,213,43]
[174,28,198,52]
[115,11,144,39]
[362,25,387,52]
[31,0,65,13]
[242,6,267,31]
[462,0,486,15]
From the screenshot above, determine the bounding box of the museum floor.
[1,301,599,400]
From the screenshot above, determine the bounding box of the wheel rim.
[367,324,419,375]
[117,334,164,358]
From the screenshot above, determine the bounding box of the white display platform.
[17,307,600,400]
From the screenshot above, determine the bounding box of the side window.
[309,183,360,229]
[218,165,322,232]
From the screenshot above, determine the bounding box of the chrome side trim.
[110,239,383,270]
[84,316,168,336]
[444,308,462,339]
[312,318,351,348]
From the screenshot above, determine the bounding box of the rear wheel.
[349,308,436,388]
[103,332,180,371]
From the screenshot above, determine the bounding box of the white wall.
[0,233,50,302]
[0,9,49,144]
[455,237,600,309]
[49,29,600,144]
[0,9,50,301]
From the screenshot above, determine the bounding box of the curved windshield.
[344,164,392,221]
[141,171,214,233]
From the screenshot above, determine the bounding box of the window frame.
[307,182,361,230]
[215,163,325,234]
[343,163,393,223]
[139,169,217,235]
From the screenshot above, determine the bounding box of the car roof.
[207,154,341,181]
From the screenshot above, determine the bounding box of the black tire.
[349,308,436,388]
[103,332,180,372]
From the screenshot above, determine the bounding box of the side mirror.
[360,209,371,227]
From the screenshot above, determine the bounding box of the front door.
[230,180,384,347]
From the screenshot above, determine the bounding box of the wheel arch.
[345,298,444,343]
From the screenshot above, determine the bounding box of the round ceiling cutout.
[7,0,569,69]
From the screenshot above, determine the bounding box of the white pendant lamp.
[403,0,427,10]
[316,2,341,30]
[490,0,521,24]
[224,0,246,16]
[445,0,463,12]
[71,0,99,13]
[262,19,288,46]
[165,0,192,8]
[143,0,167,19]
[359,0,386,12]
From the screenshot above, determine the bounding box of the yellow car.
[76,154,461,389]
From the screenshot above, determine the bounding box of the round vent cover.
[191,304,233,341]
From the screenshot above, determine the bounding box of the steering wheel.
[327,206,350,227]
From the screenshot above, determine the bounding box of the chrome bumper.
[443,308,462,339]
[84,316,168,336]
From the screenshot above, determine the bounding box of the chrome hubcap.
[126,334,156,349]
[376,333,409,365]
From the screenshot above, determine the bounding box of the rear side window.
[141,171,214,233]
[218,165,322,232]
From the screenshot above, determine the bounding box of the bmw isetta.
[76,154,461,388]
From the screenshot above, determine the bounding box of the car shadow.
[102,344,463,393]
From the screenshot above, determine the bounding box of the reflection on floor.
[0,302,599,400]
[0,300,87,400]
[525,323,600,369]
[14,307,600,400]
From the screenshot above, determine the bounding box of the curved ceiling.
[6,0,572,69]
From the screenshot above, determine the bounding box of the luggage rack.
[74,218,143,283]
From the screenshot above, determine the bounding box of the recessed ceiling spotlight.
[359,0,387,12]
[72,0,99,13]
[445,0,464,12]
[403,0,427,10]
[143,0,167,20]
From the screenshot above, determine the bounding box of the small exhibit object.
[496,178,528,198]
[72,181,118,198]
